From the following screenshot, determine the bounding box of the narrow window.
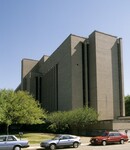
[35,77,38,100]
[39,77,42,103]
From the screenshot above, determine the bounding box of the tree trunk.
[6,124,9,135]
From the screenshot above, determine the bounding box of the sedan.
[40,134,81,150]
[0,135,29,150]
[90,131,128,146]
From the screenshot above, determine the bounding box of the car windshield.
[102,132,109,136]
[52,136,61,140]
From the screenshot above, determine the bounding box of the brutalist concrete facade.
[16,31,125,127]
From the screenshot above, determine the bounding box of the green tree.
[0,89,46,134]
[47,106,98,133]
[68,107,98,129]
[125,95,130,116]
[47,111,69,133]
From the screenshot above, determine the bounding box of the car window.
[109,133,114,136]
[61,136,68,140]
[0,137,6,142]
[7,136,16,141]
[68,136,74,139]
[114,133,120,136]
[53,136,60,140]
[102,132,108,136]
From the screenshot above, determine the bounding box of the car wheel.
[120,139,124,144]
[49,144,56,150]
[102,140,107,146]
[73,142,79,148]
[13,146,21,150]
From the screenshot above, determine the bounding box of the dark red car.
[90,131,128,146]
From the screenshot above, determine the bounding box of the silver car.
[40,134,81,150]
[0,135,29,150]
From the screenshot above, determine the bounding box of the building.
[17,31,128,130]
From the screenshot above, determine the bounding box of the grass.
[16,133,55,144]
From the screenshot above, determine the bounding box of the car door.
[113,133,122,142]
[6,135,18,150]
[4,136,16,150]
[0,136,10,150]
[57,136,72,147]
[107,133,115,143]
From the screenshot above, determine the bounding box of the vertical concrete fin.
[117,38,125,116]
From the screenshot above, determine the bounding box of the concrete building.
[17,31,128,130]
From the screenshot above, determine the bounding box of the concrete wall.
[21,59,38,90]
[113,120,130,130]
[21,59,38,79]
[71,35,86,109]
[88,31,123,120]
[38,35,72,111]
[95,32,116,120]
[88,32,97,111]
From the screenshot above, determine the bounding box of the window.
[0,136,6,142]
[7,136,16,141]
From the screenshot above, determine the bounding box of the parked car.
[0,135,29,150]
[40,134,81,150]
[90,131,128,146]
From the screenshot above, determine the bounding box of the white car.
[0,135,29,150]
[40,134,81,150]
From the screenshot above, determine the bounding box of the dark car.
[90,131,128,146]
[0,135,29,150]
[40,134,81,150]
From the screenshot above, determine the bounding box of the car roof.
[0,135,15,137]
[57,134,77,136]
[108,131,119,133]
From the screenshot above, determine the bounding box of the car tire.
[120,139,124,144]
[13,146,21,150]
[73,142,79,148]
[102,140,107,146]
[49,144,56,150]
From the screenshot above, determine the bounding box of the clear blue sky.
[0,0,130,96]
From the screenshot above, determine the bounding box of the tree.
[47,106,98,133]
[47,111,69,133]
[125,95,130,116]
[67,107,98,129]
[0,89,46,134]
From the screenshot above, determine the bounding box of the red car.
[90,131,128,146]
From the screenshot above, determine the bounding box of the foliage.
[0,89,46,134]
[125,95,130,116]
[47,106,98,133]
[67,107,98,128]
[47,111,69,133]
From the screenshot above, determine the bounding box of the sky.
[0,0,130,96]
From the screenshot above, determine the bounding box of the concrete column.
[118,38,125,116]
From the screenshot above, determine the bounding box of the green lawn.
[16,133,55,144]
